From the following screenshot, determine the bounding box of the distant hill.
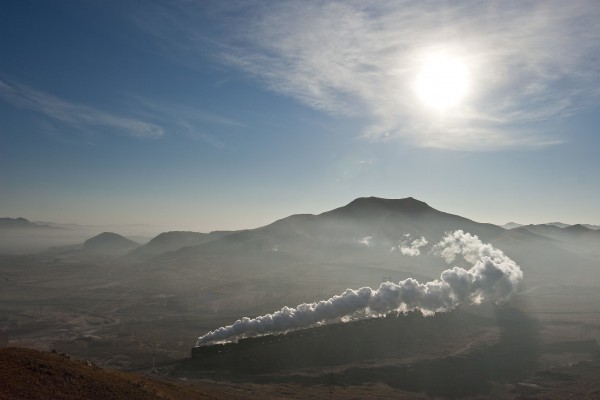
[128,230,232,259]
[501,221,600,230]
[542,221,600,230]
[491,223,600,284]
[0,217,32,229]
[545,221,570,228]
[83,232,139,256]
[583,223,600,230]
[0,217,59,230]
[518,223,600,243]
[0,218,73,254]
[564,223,595,235]
[518,224,566,238]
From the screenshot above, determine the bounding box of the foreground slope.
[0,347,429,399]
[0,347,218,400]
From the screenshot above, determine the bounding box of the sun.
[414,53,470,111]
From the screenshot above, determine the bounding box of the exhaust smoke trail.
[195,230,522,346]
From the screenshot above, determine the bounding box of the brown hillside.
[0,347,421,399]
[0,347,229,400]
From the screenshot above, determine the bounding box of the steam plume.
[196,231,522,346]
[393,234,428,256]
[358,235,373,247]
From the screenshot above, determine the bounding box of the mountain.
[83,232,139,256]
[501,222,523,229]
[208,196,505,254]
[320,197,505,241]
[128,230,232,259]
[152,197,600,289]
[0,217,59,230]
[159,197,506,280]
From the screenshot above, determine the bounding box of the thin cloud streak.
[125,94,246,149]
[132,0,600,150]
[0,79,164,139]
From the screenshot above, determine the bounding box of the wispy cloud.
[0,79,164,139]
[131,0,600,150]
[126,94,244,148]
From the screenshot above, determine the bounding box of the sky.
[1,0,600,231]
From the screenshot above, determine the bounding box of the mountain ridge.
[0,217,60,230]
[161,196,505,264]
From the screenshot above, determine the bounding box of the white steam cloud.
[195,231,522,346]
[393,234,428,256]
[358,235,373,247]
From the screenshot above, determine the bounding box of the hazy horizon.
[3,195,600,234]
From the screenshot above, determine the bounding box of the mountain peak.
[337,196,432,214]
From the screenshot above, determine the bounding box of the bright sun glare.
[414,53,470,111]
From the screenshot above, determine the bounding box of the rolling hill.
[83,232,139,256]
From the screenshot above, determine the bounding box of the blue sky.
[1,0,599,230]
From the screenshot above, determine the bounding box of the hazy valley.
[1,197,600,399]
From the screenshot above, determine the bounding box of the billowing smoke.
[196,230,522,346]
[392,234,428,256]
